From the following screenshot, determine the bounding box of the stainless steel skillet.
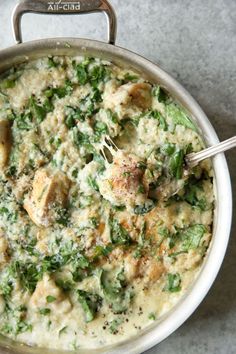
[0,1,232,353]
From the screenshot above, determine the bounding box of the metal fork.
[185,136,236,168]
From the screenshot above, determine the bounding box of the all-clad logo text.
[48,0,81,11]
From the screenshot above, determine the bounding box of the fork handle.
[185,136,236,167]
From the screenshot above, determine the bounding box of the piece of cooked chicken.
[123,253,165,284]
[0,119,11,169]
[0,229,9,268]
[24,168,70,227]
[29,274,72,314]
[98,150,148,207]
[104,82,152,111]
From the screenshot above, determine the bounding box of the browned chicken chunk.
[24,168,70,227]
[104,82,152,111]
[0,229,9,268]
[99,151,147,207]
[0,119,11,169]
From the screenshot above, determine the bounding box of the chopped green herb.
[90,217,99,228]
[123,73,139,82]
[15,320,33,335]
[29,96,47,123]
[152,85,168,103]
[55,279,74,292]
[87,176,99,192]
[73,129,92,150]
[1,79,16,89]
[79,194,93,209]
[0,276,14,300]
[72,168,79,178]
[137,161,147,170]
[65,114,76,129]
[9,261,42,294]
[15,111,33,130]
[72,256,92,282]
[161,143,176,156]
[90,64,109,87]
[168,148,184,179]
[0,207,8,214]
[113,205,126,212]
[47,57,59,68]
[55,207,69,226]
[134,200,155,215]
[178,178,208,211]
[44,80,73,99]
[158,226,170,238]
[39,308,51,315]
[106,109,118,123]
[93,244,114,258]
[149,110,168,131]
[137,184,145,194]
[75,63,88,85]
[1,323,14,334]
[166,103,196,131]
[0,67,22,90]
[6,165,17,177]
[122,171,131,177]
[93,121,108,137]
[164,273,181,292]
[46,295,56,303]
[181,224,206,251]
[74,59,109,88]
[169,250,188,258]
[51,137,62,148]
[100,269,132,314]
[109,317,124,334]
[148,312,156,320]
[58,326,67,336]
[109,218,131,245]
[77,290,102,322]
[90,87,102,103]
[65,106,85,128]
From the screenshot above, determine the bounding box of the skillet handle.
[12,0,117,45]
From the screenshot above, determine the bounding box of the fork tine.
[100,146,109,162]
[105,136,119,151]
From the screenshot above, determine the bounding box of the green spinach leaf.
[181,224,206,251]
[168,148,184,179]
[166,103,196,131]
[100,269,132,314]
[152,85,168,103]
[109,218,131,245]
[149,110,168,131]
[77,290,102,322]
[164,273,181,292]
